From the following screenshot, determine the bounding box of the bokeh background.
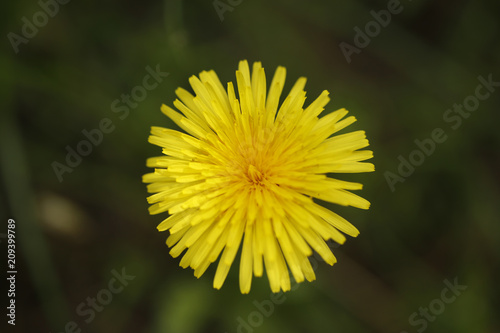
[2,0,499,332]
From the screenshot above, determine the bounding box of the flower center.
[247,164,265,185]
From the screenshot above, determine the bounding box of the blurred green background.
[1,0,499,332]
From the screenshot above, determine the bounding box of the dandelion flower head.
[143,60,374,293]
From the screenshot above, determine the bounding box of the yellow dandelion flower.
[143,60,374,294]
